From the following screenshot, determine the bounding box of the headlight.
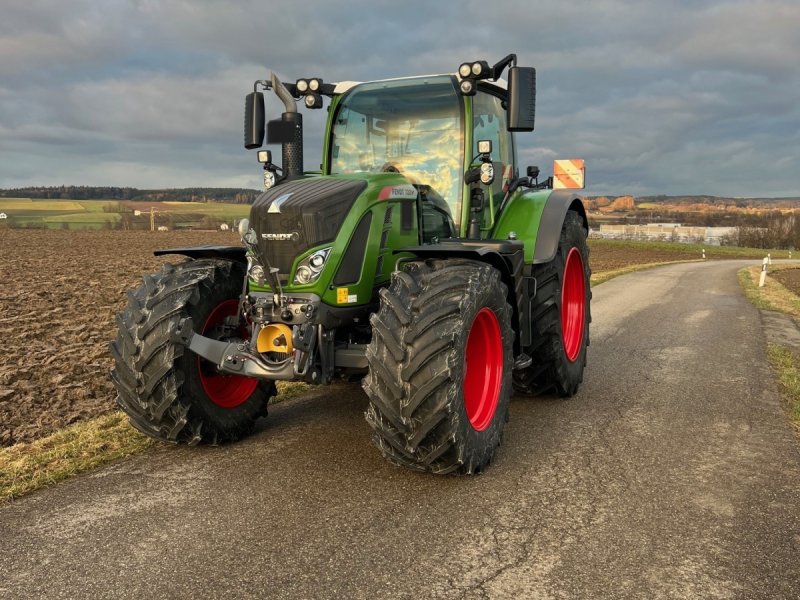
[295,266,312,284]
[264,170,276,189]
[293,247,331,285]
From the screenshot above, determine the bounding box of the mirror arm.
[490,54,517,80]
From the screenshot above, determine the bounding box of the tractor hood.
[250,177,368,278]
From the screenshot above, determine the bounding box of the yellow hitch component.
[257,323,294,354]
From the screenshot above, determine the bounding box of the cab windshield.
[329,76,464,230]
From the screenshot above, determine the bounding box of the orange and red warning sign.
[553,159,585,189]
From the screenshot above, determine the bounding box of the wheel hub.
[561,247,586,362]
[463,307,503,432]
[197,299,259,408]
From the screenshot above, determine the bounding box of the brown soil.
[0,230,768,447]
[0,229,241,446]
[771,268,800,297]
[588,243,700,273]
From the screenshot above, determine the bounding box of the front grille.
[250,178,367,275]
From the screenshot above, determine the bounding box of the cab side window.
[473,91,515,202]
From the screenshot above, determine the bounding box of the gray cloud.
[0,0,798,195]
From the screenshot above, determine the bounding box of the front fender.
[153,245,247,262]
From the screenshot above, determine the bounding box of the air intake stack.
[270,72,304,179]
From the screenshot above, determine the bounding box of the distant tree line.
[726,213,800,250]
[0,186,260,204]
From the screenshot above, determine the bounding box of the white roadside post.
[702,248,706,260]
[759,256,768,288]
[768,253,772,266]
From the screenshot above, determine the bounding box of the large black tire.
[364,259,513,475]
[514,210,591,396]
[110,259,274,445]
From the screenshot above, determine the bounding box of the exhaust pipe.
[270,72,303,179]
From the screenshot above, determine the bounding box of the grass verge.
[738,265,800,435]
[766,345,800,432]
[0,381,311,503]
[0,412,153,503]
[738,265,800,317]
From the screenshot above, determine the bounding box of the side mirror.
[244,92,265,149]
[507,67,536,132]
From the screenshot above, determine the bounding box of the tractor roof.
[333,74,508,95]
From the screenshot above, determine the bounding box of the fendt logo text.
[261,232,300,242]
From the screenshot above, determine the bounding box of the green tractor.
[111,54,590,474]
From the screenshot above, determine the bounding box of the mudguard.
[153,245,247,262]
[492,189,587,264]
[399,241,526,354]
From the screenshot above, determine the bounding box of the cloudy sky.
[1,0,798,196]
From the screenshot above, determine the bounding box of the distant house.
[0,212,7,219]
[157,225,169,232]
[219,223,230,231]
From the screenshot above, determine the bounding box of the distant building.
[591,223,738,245]
[219,223,230,231]
[0,213,7,219]
[157,225,169,232]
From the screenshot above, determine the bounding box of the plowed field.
[0,229,776,446]
[772,267,800,297]
[0,230,239,445]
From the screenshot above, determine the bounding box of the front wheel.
[110,259,274,444]
[514,210,591,396]
[364,259,513,474]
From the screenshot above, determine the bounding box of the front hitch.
[172,317,295,380]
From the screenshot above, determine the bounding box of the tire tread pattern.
[364,259,513,475]
[514,211,591,396]
[111,259,272,445]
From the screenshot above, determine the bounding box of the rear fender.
[533,190,587,264]
[492,189,587,264]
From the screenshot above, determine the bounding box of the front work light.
[471,61,491,78]
[293,247,332,285]
[459,79,475,96]
[304,93,323,109]
[296,79,309,93]
[458,60,491,80]
[480,162,494,185]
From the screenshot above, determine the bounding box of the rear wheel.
[364,259,513,474]
[111,259,274,444]
[514,210,591,396]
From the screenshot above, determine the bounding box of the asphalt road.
[2,260,800,599]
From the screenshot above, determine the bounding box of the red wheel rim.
[463,308,503,432]
[197,299,258,408]
[561,247,586,362]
